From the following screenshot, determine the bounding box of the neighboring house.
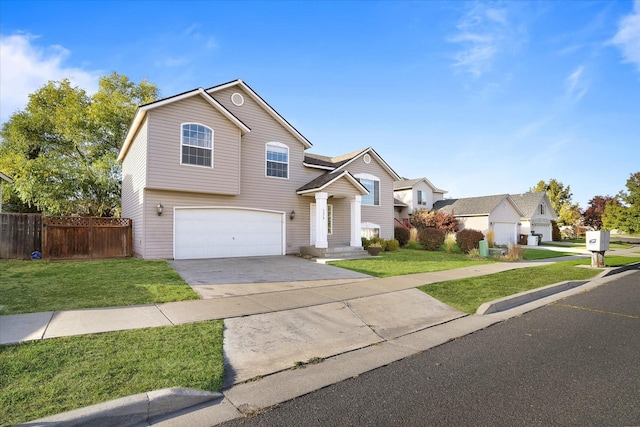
[393,177,447,227]
[0,171,13,213]
[118,79,400,260]
[510,192,558,242]
[433,194,524,246]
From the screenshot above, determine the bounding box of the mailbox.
[586,230,610,252]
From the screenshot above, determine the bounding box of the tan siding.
[121,118,149,258]
[327,198,351,245]
[344,156,396,239]
[146,96,241,195]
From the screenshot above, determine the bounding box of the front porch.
[300,245,370,260]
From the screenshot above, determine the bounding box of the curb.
[18,387,222,427]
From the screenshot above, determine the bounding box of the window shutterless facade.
[359,178,380,206]
[266,142,289,179]
[181,123,213,167]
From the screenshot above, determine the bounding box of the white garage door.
[532,223,552,242]
[493,222,517,246]
[174,208,284,259]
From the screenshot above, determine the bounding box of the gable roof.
[393,177,447,194]
[118,87,251,162]
[0,171,13,183]
[511,192,558,220]
[304,147,400,181]
[433,194,524,217]
[296,170,368,195]
[206,79,312,149]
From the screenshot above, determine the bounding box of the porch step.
[300,246,371,260]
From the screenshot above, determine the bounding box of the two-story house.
[118,79,400,259]
[393,177,447,227]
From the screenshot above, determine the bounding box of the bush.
[361,237,371,249]
[502,243,523,261]
[385,239,400,252]
[551,220,561,241]
[369,237,386,250]
[404,241,422,250]
[418,227,446,251]
[485,230,495,248]
[442,232,458,253]
[394,227,410,246]
[456,229,485,253]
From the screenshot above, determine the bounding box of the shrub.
[361,237,371,249]
[502,243,523,261]
[456,229,485,253]
[394,227,410,246]
[443,232,457,253]
[409,227,418,242]
[369,237,386,250]
[467,248,482,259]
[385,239,400,252]
[404,241,422,250]
[411,209,459,233]
[485,230,495,248]
[418,227,446,251]
[551,220,561,241]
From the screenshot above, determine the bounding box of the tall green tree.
[530,178,580,226]
[602,172,640,234]
[0,73,158,216]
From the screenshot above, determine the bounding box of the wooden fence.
[42,217,132,260]
[0,213,42,259]
[0,214,132,260]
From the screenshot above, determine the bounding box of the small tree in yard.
[456,229,484,253]
[411,208,459,232]
[394,226,410,246]
[418,228,446,251]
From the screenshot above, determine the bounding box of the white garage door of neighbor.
[533,223,552,242]
[493,222,516,245]
[174,208,284,259]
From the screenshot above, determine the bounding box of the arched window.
[181,123,213,167]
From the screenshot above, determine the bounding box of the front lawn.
[522,248,575,260]
[0,259,199,315]
[0,320,224,427]
[328,249,496,278]
[419,256,638,314]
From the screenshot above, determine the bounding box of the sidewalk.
[2,259,560,346]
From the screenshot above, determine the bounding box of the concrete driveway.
[170,256,372,299]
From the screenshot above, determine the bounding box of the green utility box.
[479,240,489,257]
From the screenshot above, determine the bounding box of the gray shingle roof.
[433,194,511,216]
[510,192,545,217]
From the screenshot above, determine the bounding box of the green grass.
[0,321,224,427]
[0,259,199,315]
[522,248,575,260]
[328,249,496,278]
[419,256,638,314]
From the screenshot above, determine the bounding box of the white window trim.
[265,141,289,180]
[180,122,214,168]
[354,173,380,206]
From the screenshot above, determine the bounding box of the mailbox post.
[585,230,610,268]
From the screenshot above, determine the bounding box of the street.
[221,265,640,426]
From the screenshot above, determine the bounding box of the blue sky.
[1,0,639,208]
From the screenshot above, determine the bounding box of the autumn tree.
[531,179,580,226]
[583,195,618,230]
[0,73,158,216]
[411,208,459,232]
[602,172,640,234]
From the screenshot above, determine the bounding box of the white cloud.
[0,33,101,124]
[611,0,640,73]
[564,65,589,103]
[448,3,523,78]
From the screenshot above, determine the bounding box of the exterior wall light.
[157,203,164,216]
[290,210,295,220]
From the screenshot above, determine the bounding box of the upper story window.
[355,173,380,206]
[266,142,289,179]
[181,123,213,167]
[417,190,427,205]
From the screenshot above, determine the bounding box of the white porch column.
[314,192,328,249]
[350,195,362,247]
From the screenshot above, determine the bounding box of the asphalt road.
[221,265,640,426]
